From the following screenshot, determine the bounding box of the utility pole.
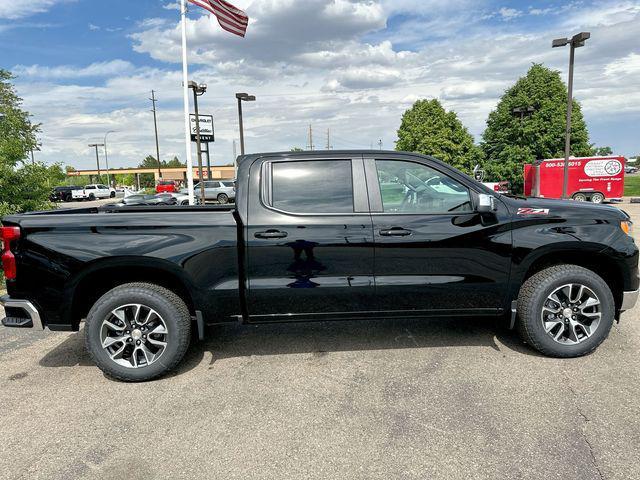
[326,128,332,150]
[88,143,105,179]
[104,130,116,187]
[308,124,314,150]
[150,90,162,179]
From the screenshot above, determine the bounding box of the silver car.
[180,180,235,204]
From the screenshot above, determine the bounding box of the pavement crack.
[563,371,605,480]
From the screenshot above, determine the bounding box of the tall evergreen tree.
[482,64,593,192]
[396,99,482,174]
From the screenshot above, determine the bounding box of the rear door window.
[271,160,354,213]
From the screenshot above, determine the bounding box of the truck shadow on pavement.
[38,317,541,377]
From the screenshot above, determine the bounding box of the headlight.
[621,220,634,237]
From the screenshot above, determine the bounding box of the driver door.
[364,155,512,316]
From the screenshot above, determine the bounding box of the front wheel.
[591,192,605,204]
[517,265,614,357]
[85,283,192,381]
[110,191,116,198]
[217,193,229,204]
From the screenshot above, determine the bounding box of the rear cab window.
[269,160,354,213]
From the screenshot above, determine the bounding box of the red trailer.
[524,156,625,203]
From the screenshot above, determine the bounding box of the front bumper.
[621,288,639,312]
[0,296,44,330]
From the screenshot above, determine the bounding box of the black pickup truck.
[2,151,638,381]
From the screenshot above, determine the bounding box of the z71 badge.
[517,207,550,215]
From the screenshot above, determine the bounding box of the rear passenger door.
[245,156,375,321]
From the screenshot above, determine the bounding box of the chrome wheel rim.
[591,193,604,204]
[541,284,601,345]
[100,304,169,369]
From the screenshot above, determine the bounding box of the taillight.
[1,226,20,280]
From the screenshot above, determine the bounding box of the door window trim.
[364,158,474,216]
[260,157,370,216]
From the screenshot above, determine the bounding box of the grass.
[625,175,640,197]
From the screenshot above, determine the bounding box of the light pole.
[188,81,207,204]
[88,143,105,182]
[552,31,590,199]
[104,130,116,187]
[235,92,256,156]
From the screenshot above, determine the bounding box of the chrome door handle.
[255,230,288,239]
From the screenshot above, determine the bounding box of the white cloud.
[12,60,135,79]
[498,7,522,20]
[605,53,640,76]
[11,0,640,168]
[0,0,72,20]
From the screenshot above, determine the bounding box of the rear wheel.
[217,193,229,204]
[88,193,95,201]
[85,283,191,382]
[110,191,116,198]
[591,192,605,204]
[572,193,587,202]
[517,265,614,357]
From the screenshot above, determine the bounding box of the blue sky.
[1,0,639,169]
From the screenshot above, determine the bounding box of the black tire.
[572,193,587,202]
[517,264,614,357]
[217,193,229,204]
[181,200,189,206]
[85,283,191,382]
[110,191,116,198]
[591,192,605,204]
[88,193,95,201]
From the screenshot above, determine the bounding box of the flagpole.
[181,0,195,205]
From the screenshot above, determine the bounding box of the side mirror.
[476,193,496,213]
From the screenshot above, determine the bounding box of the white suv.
[84,184,116,200]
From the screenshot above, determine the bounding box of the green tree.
[0,69,61,217]
[139,155,161,169]
[482,64,593,192]
[165,156,185,168]
[592,146,613,156]
[396,99,482,174]
[290,147,304,152]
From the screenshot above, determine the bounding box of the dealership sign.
[190,114,214,143]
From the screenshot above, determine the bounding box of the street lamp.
[88,143,105,182]
[188,81,207,204]
[552,31,590,199]
[104,130,116,187]
[235,92,256,157]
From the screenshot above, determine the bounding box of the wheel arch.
[66,257,198,328]
[516,247,624,312]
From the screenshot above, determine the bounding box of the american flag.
[188,0,249,37]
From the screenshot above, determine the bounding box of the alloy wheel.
[541,283,601,345]
[100,304,169,368]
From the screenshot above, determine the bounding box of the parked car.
[157,192,200,205]
[180,180,235,203]
[625,166,638,174]
[156,180,177,194]
[50,186,88,202]
[2,151,638,381]
[84,184,116,200]
[118,194,178,206]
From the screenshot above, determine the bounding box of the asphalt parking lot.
[1,202,639,480]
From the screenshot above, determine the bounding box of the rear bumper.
[0,296,44,330]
